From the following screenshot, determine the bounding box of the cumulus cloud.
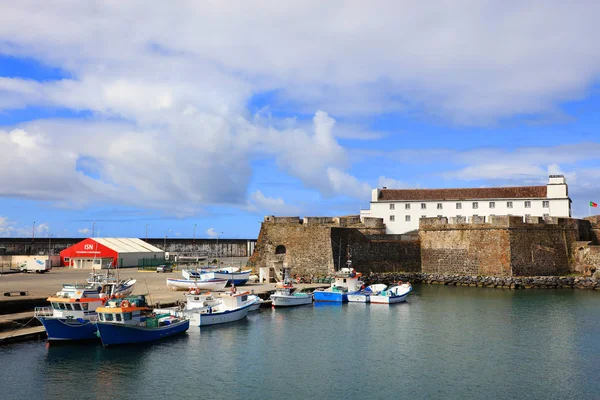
[206,228,219,238]
[248,190,300,215]
[377,176,410,189]
[77,228,91,235]
[1,1,600,213]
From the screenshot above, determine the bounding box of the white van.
[20,258,51,273]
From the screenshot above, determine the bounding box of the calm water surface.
[1,285,599,400]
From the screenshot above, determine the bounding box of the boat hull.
[270,294,313,307]
[166,278,228,291]
[313,291,347,303]
[203,271,251,286]
[347,293,369,303]
[369,293,409,304]
[186,303,251,326]
[37,316,99,341]
[370,285,412,304]
[95,320,189,346]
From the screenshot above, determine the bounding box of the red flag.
[591,201,598,208]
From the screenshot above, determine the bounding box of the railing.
[34,307,53,317]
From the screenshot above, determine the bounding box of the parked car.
[156,264,172,273]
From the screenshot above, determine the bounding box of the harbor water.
[1,284,599,400]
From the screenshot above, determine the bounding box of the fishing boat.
[369,282,412,304]
[313,267,364,303]
[34,283,107,341]
[270,268,313,307]
[197,267,252,286]
[160,287,254,326]
[347,284,388,303]
[95,295,189,346]
[87,268,137,298]
[166,277,228,291]
[248,294,263,311]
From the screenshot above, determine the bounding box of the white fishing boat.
[369,282,412,304]
[166,277,228,291]
[270,283,313,307]
[248,294,263,311]
[87,268,136,298]
[313,268,364,303]
[183,267,252,286]
[347,284,387,303]
[163,288,254,326]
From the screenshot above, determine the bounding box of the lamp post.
[164,229,172,251]
[92,221,96,238]
[146,224,149,240]
[193,224,197,245]
[32,221,35,242]
[216,231,224,264]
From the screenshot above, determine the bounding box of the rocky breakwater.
[364,272,600,290]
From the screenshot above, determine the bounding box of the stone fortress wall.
[250,214,600,279]
[248,215,420,276]
[420,215,599,276]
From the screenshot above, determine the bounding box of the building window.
[275,245,286,255]
[405,215,411,222]
[64,257,70,263]
[421,203,426,209]
[472,202,478,209]
[456,203,462,209]
[405,203,410,210]
[507,201,513,208]
[489,201,495,209]
[389,215,395,222]
[543,201,549,208]
[543,213,549,218]
[437,203,443,210]
[421,215,426,219]
[437,215,442,218]
[525,201,531,208]
[389,204,395,210]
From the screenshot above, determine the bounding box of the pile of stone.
[365,272,600,290]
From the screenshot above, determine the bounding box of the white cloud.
[248,190,300,215]
[0,2,600,212]
[377,176,411,189]
[206,228,219,238]
[35,223,50,234]
[77,228,91,235]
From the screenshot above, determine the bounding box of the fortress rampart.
[249,215,418,276]
[419,215,594,276]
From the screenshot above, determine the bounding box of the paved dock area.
[0,268,328,306]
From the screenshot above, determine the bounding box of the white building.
[360,175,571,234]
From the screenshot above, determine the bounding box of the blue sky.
[1,1,600,239]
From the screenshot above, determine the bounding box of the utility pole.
[92,221,96,237]
[32,221,35,242]
[146,224,149,240]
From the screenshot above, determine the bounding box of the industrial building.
[59,238,164,269]
[360,175,571,234]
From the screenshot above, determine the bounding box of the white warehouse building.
[360,175,571,235]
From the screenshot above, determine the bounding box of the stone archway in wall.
[275,245,286,255]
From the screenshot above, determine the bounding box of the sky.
[1,1,600,239]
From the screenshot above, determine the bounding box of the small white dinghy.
[270,284,313,307]
[166,277,228,291]
[369,282,412,304]
[347,284,388,303]
[248,294,263,311]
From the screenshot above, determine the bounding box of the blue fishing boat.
[313,267,364,303]
[95,296,189,347]
[35,284,107,341]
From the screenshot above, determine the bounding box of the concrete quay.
[0,268,328,345]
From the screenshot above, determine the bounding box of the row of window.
[51,302,89,311]
[98,312,133,322]
[389,200,549,211]
[389,213,550,222]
